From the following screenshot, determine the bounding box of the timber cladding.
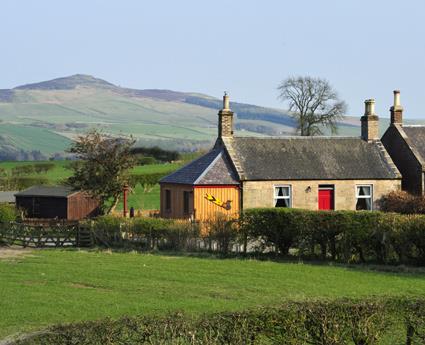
[194,185,240,221]
[15,186,100,220]
[160,183,240,221]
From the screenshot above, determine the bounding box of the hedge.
[88,216,200,250]
[0,176,49,191]
[13,298,425,345]
[0,203,17,222]
[242,208,425,264]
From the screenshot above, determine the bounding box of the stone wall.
[242,179,401,211]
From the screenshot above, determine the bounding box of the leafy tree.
[67,130,136,214]
[277,76,347,136]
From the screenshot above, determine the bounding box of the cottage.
[382,91,425,195]
[160,94,401,221]
[15,185,100,220]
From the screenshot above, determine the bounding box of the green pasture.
[0,250,424,338]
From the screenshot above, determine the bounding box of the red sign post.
[123,184,129,218]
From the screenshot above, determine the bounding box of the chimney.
[390,90,403,125]
[218,92,234,138]
[361,99,379,141]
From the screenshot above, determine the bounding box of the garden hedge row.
[88,216,201,251]
[242,208,425,264]
[14,298,425,345]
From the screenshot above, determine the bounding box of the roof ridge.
[221,137,246,180]
[373,140,402,179]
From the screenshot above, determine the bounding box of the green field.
[0,249,424,338]
[0,160,182,210]
[0,124,71,155]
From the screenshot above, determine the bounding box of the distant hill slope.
[0,74,415,159]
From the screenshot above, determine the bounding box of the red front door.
[318,189,334,210]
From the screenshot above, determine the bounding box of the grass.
[0,124,71,155]
[0,249,424,338]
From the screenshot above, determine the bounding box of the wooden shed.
[160,150,240,221]
[15,185,100,220]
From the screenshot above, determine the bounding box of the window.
[356,185,373,210]
[274,185,291,207]
[183,191,190,214]
[165,189,171,211]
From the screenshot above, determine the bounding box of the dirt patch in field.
[0,247,33,260]
[70,282,111,292]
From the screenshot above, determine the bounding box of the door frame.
[318,184,335,210]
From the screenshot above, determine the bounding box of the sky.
[1,0,425,118]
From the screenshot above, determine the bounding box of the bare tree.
[277,76,347,136]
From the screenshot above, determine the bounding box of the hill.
[0,74,412,159]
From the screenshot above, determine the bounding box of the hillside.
[0,74,403,159]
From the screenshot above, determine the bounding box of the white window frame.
[355,184,373,211]
[274,185,292,208]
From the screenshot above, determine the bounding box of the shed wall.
[160,184,194,219]
[67,193,100,220]
[16,196,68,219]
[193,185,240,221]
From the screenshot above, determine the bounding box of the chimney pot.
[364,99,376,116]
[361,98,379,141]
[393,90,401,107]
[223,92,230,110]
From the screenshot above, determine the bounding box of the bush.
[204,213,239,254]
[90,216,200,251]
[242,208,425,264]
[14,298,425,345]
[0,203,17,222]
[0,176,49,191]
[380,190,425,214]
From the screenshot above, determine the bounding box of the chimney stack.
[218,92,234,138]
[390,90,403,125]
[361,99,379,141]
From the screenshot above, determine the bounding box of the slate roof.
[401,126,425,162]
[14,185,77,198]
[160,149,239,185]
[224,137,400,180]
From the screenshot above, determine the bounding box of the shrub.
[0,176,49,191]
[204,213,239,254]
[242,208,306,255]
[379,190,425,214]
[90,216,200,251]
[13,298,425,345]
[33,162,56,174]
[0,203,17,222]
[242,208,425,264]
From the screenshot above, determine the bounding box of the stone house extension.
[382,91,425,195]
[160,94,401,221]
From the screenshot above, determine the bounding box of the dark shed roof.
[15,185,77,198]
[401,126,425,162]
[160,149,239,185]
[226,137,399,180]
